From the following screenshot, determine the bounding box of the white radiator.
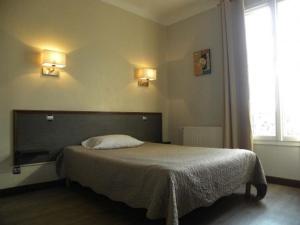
[183,126,223,148]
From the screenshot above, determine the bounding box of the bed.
[13,110,267,225]
[61,142,267,225]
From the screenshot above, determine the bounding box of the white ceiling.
[101,0,220,26]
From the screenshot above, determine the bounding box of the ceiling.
[101,0,220,26]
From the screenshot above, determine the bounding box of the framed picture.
[193,49,211,76]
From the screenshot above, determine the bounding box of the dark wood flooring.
[0,183,299,225]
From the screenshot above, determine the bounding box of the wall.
[0,0,169,189]
[254,144,300,181]
[167,7,224,144]
[1,0,298,190]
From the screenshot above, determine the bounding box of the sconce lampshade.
[41,50,66,68]
[135,68,157,80]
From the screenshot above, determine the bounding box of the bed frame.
[13,110,162,165]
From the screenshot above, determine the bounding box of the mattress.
[59,142,267,225]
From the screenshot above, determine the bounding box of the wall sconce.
[41,50,66,77]
[135,68,157,87]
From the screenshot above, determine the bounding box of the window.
[245,0,300,142]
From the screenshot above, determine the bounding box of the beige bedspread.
[60,143,267,225]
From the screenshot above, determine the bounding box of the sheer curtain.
[221,0,253,150]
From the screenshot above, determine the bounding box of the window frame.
[245,0,300,144]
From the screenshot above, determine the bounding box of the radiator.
[183,126,223,148]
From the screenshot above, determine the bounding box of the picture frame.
[193,49,211,76]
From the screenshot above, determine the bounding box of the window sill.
[254,140,300,147]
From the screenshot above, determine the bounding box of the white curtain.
[221,0,253,150]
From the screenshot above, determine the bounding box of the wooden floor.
[0,183,300,225]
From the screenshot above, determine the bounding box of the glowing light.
[41,50,66,68]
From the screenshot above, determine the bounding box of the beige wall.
[254,144,300,181]
[0,0,169,189]
[167,7,224,144]
[1,0,298,189]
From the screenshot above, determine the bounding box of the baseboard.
[266,176,300,188]
[0,179,65,197]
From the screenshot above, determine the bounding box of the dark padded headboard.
[13,110,162,165]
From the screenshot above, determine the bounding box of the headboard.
[13,110,162,165]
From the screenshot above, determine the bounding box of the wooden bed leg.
[245,183,251,198]
[254,184,267,200]
[245,183,267,200]
[65,178,71,188]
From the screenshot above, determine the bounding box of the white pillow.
[81,134,144,149]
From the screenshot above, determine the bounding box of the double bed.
[14,110,267,225]
[61,142,267,225]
